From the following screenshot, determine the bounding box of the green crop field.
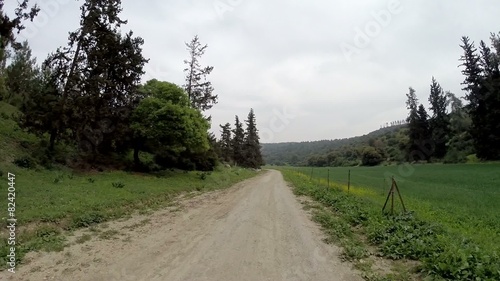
[277,163,500,280]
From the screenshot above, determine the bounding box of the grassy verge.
[278,167,500,281]
[0,166,259,269]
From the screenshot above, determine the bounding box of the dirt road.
[5,170,362,281]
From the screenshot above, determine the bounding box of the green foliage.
[460,35,500,160]
[13,155,35,169]
[112,181,125,188]
[241,108,264,168]
[262,125,407,167]
[131,80,210,170]
[71,212,106,229]
[43,0,148,159]
[219,122,232,163]
[232,115,245,165]
[361,146,383,166]
[428,77,450,159]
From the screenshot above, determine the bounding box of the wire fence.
[289,166,407,214]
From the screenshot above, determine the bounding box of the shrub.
[13,156,35,169]
[112,182,125,188]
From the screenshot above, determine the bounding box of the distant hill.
[261,125,407,166]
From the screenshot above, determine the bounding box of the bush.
[13,156,35,169]
[71,212,105,229]
[112,182,125,188]
[361,146,383,166]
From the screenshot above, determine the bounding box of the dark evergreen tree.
[242,109,263,168]
[44,0,148,161]
[0,0,39,50]
[231,115,245,166]
[183,35,217,112]
[4,41,37,106]
[460,35,500,160]
[219,122,232,163]
[405,87,420,161]
[428,77,450,159]
[19,67,63,151]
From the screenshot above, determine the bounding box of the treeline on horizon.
[0,0,263,172]
[264,32,500,167]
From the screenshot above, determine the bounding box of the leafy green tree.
[183,35,217,112]
[231,115,245,166]
[219,122,232,163]
[131,80,209,167]
[242,108,263,168]
[44,0,148,160]
[361,146,383,166]
[428,77,450,159]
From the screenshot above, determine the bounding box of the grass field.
[0,166,259,269]
[277,163,500,280]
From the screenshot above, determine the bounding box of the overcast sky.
[6,0,500,143]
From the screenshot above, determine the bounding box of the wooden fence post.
[327,168,330,188]
[348,170,351,194]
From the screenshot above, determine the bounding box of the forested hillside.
[262,125,407,166]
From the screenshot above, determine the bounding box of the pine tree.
[183,35,217,112]
[0,0,39,50]
[460,35,500,159]
[19,67,63,151]
[44,0,148,160]
[4,41,37,106]
[405,87,420,160]
[428,77,450,159]
[242,108,263,168]
[219,122,232,163]
[231,115,245,166]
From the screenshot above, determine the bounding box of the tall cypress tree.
[405,87,420,161]
[428,77,450,159]
[460,35,500,159]
[242,108,263,168]
[231,115,245,166]
[219,122,232,163]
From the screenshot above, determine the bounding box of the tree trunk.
[49,129,57,151]
[133,140,140,167]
